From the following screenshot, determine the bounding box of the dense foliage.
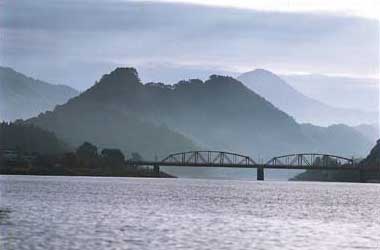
[0,122,69,154]
[360,139,380,167]
[1,141,170,177]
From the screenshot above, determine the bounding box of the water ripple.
[0,176,379,250]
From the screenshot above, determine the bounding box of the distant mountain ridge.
[26,67,372,160]
[281,73,379,113]
[238,69,377,127]
[353,124,379,144]
[299,123,373,157]
[0,66,79,121]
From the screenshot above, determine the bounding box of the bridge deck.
[125,161,367,170]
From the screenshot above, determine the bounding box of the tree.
[0,122,69,154]
[101,149,125,167]
[76,142,98,161]
[62,152,78,167]
[130,152,143,162]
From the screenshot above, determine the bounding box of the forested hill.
[27,67,372,160]
[0,122,69,154]
[27,68,197,159]
[361,139,380,167]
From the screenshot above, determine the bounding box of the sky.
[0,0,379,90]
[140,0,380,19]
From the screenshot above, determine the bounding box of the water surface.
[1,175,379,250]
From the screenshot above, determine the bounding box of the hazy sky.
[0,0,379,89]
[141,0,380,19]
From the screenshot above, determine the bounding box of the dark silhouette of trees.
[61,152,78,167]
[0,123,168,177]
[130,152,143,162]
[361,139,380,167]
[76,142,98,162]
[101,149,125,167]
[0,122,69,154]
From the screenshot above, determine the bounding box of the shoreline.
[0,169,176,178]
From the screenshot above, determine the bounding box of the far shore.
[0,167,175,178]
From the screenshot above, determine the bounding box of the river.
[0,175,379,250]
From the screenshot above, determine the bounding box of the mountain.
[281,73,379,113]
[300,123,373,157]
[27,68,197,159]
[0,66,79,121]
[136,63,236,85]
[353,124,379,144]
[26,67,372,161]
[238,69,377,126]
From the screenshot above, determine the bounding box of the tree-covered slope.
[361,139,380,167]
[0,122,69,154]
[27,68,197,159]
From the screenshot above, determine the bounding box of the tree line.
[0,122,170,177]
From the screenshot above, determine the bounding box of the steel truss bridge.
[125,150,375,181]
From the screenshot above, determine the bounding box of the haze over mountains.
[238,69,378,128]
[0,66,79,121]
[26,67,372,160]
[282,74,379,113]
[353,124,379,144]
[136,66,379,135]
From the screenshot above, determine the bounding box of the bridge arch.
[266,153,354,167]
[161,151,256,166]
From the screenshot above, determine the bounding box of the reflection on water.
[0,175,379,250]
[0,208,11,225]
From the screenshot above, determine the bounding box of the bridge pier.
[153,164,160,177]
[257,167,264,181]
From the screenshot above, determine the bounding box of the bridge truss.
[161,151,256,166]
[266,153,354,168]
[125,151,365,181]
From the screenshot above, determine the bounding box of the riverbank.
[290,169,380,183]
[0,164,175,178]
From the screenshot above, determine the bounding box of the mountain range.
[126,65,378,130]
[0,66,79,121]
[25,67,372,160]
[238,69,378,127]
